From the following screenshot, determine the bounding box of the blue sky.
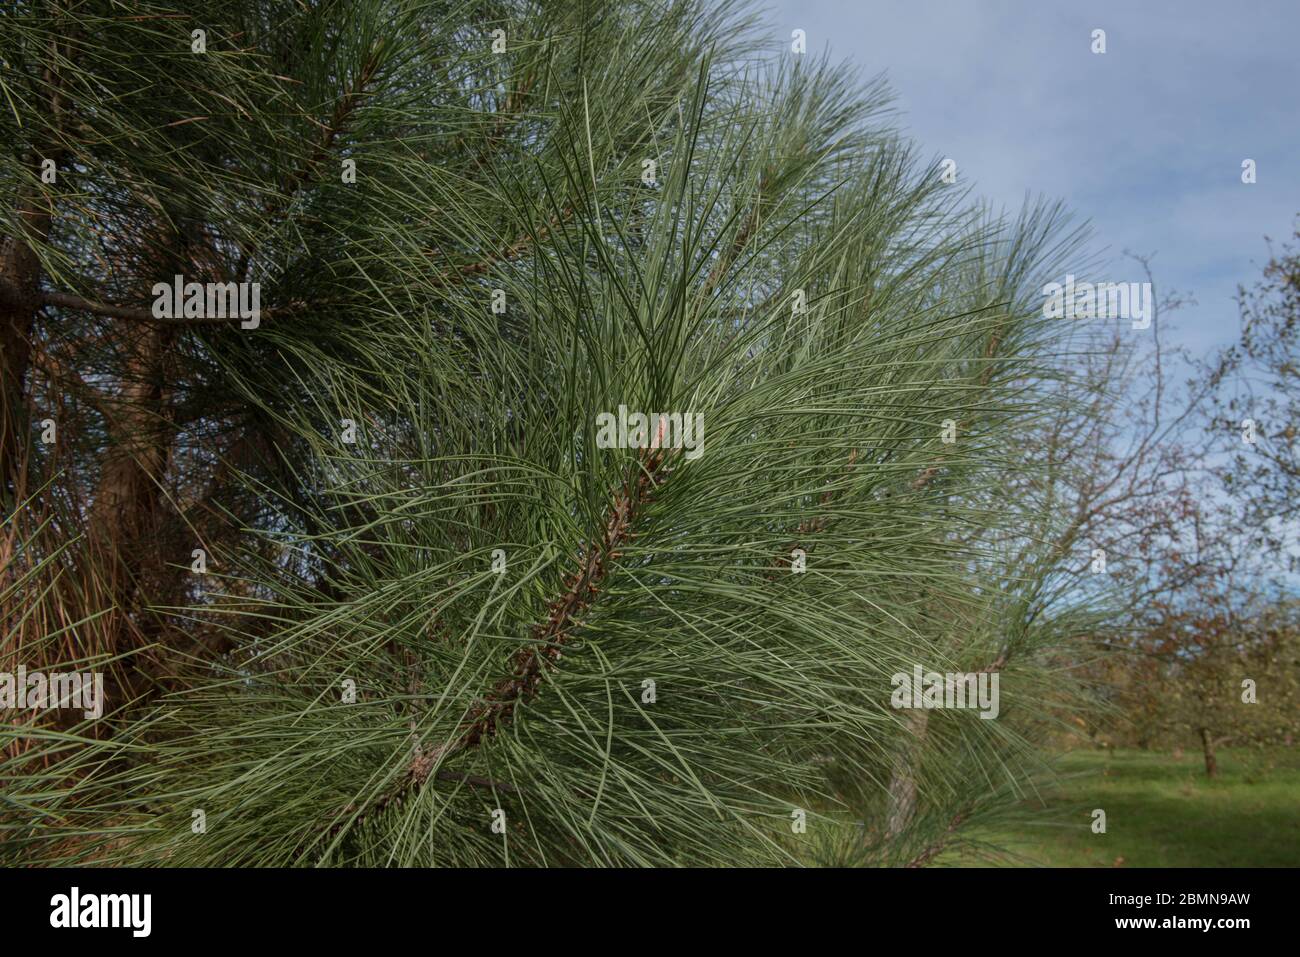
[767,0,1300,362]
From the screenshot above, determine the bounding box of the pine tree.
[3,0,1092,866]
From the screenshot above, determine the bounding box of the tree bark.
[886,709,930,840]
[82,323,177,661]
[1199,726,1219,778]
[0,160,55,508]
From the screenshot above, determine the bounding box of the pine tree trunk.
[886,709,929,840]
[83,324,176,660]
[1199,726,1219,778]
[0,161,53,508]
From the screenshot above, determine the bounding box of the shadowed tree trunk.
[1199,726,1219,778]
[886,709,929,840]
[82,322,177,665]
[0,158,55,508]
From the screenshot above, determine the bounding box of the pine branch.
[904,809,969,868]
[330,444,674,838]
[279,47,383,198]
[34,289,318,325]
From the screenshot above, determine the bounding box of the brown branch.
[38,290,170,324]
[703,171,771,299]
[765,449,858,577]
[908,320,1008,494]
[36,289,319,326]
[433,769,520,794]
[465,74,537,174]
[281,51,382,197]
[911,465,939,490]
[232,47,384,281]
[903,810,969,868]
[327,444,675,839]
[428,204,575,290]
[975,650,1009,674]
[26,335,109,416]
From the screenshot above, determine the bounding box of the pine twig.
[327,443,674,838]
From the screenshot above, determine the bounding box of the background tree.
[1052,237,1300,766]
[1142,597,1300,777]
[1204,222,1300,571]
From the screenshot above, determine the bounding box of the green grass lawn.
[944,747,1300,867]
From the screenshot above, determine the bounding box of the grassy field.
[943,747,1300,867]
